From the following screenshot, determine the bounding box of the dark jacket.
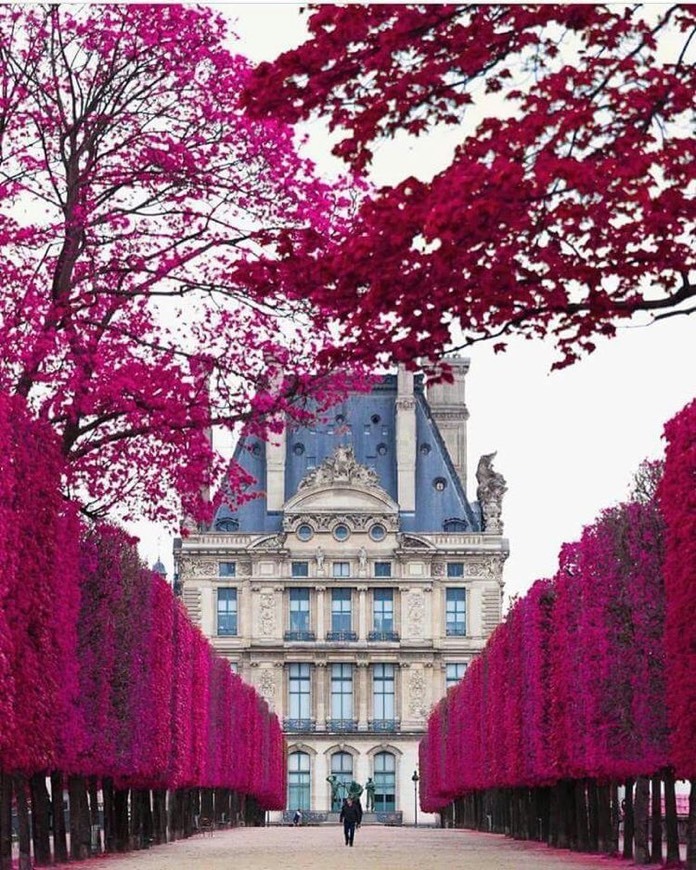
[340,802,361,825]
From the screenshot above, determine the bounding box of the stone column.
[356,661,369,731]
[316,586,326,640]
[315,661,327,732]
[358,588,367,640]
[396,366,416,511]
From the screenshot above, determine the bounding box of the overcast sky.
[135,4,695,605]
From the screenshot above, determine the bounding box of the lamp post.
[411,770,420,828]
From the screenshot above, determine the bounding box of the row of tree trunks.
[0,774,260,867]
[448,773,687,863]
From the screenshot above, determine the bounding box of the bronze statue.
[364,777,376,811]
[326,774,343,809]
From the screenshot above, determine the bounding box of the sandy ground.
[77,825,635,870]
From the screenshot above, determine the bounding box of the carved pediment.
[299,445,379,490]
[285,446,398,518]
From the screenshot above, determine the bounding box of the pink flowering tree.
[659,400,696,781]
[244,6,696,371]
[0,4,365,527]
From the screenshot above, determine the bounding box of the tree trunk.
[650,774,662,863]
[114,787,130,852]
[609,782,620,856]
[103,776,116,853]
[88,775,102,854]
[131,788,143,849]
[663,769,680,867]
[51,771,68,864]
[596,781,611,854]
[0,773,13,870]
[143,790,153,847]
[624,777,635,859]
[687,780,696,870]
[152,789,167,844]
[634,775,651,864]
[587,779,599,852]
[15,775,32,870]
[30,773,52,866]
[574,779,589,852]
[68,774,91,860]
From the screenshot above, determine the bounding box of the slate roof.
[213,374,481,534]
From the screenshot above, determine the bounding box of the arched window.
[373,751,396,812]
[330,751,353,811]
[443,517,467,532]
[287,751,310,811]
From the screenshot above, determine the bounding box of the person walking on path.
[339,797,361,847]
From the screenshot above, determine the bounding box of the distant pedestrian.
[292,808,303,827]
[340,796,361,847]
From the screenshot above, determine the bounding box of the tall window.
[288,663,311,720]
[332,561,350,578]
[289,588,310,633]
[374,561,392,577]
[219,561,236,577]
[372,664,395,721]
[291,561,309,577]
[331,664,353,720]
[373,589,394,632]
[217,588,237,636]
[331,589,352,632]
[287,751,310,811]
[446,588,466,636]
[446,662,467,690]
[330,751,353,810]
[373,751,396,812]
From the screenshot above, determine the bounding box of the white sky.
[134,4,695,605]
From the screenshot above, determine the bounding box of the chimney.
[264,353,287,511]
[426,357,470,490]
[396,365,416,511]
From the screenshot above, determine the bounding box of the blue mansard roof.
[213,375,481,534]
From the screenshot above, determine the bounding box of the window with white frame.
[372,664,395,720]
[291,561,309,577]
[332,561,350,578]
[217,588,237,636]
[445,588,466,636]
[373,751,396,812]
[373,589,394,632]
[331,589,352,632]
[289,588,310,633]
[287,751,311,811]
[374,561,392,577]
[288,663,311,720]
[219,561,236,577]
[330,663,353,720]
[446,662,467,690]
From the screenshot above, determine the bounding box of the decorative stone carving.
[284,512,398,534]
[298,445,380,490]
[464,555,506,580]
[476,452,507,534]
[179,558,217,580]
[407,590,424,638]
[315,546,325,574]
[395,397,416,413]
[237,561,252,576]
[257,669,277,709]
[431,561,445,577]
[408,669,428,719]
[257,590,276,637]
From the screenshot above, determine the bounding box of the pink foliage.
[0,4,368,527]
[420,492,670,806]
[660,399,696,779]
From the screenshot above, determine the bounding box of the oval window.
[433,477,447,492]
[293,442,305,455]
[297,523,314,541]
[369,524,386,542]
[420,443,432,455]
[333,523,350,541]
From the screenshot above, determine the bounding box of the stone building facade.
[176,359,508,824]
